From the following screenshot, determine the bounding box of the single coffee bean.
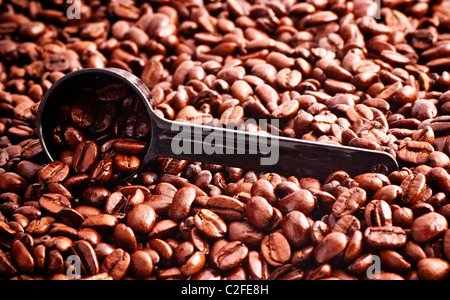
[364,226,407,249]
[206,195,245,222]
[379,250,411,274]
[129,250,153,279]
[211,240,249,271]
[81,214,118,231]
[114,153,140,173]
[332,187,367,218]
[245,196,274,229]
[281,210,311,248]
[126,204,157,235]
[38,193,71,215]
[278,189,315,215]
[416,258,450,280]
[113,223,137,253]
[71,240,99,276]
[11,240,34,274]
[0,172,28,194]
[227,221,264,248]
[314,232,348,264]
[100,248,130,280]
[89,158,114,185]
[72,141,98,174]
[168,187,196,222]
[193,209,227,239]
[364,200,392,227]
[38,161,70,184]
[247,250,269,280]
[411,212,448,244]
[397,141,434,164]
[0,248,18,277]
[400,173,426,206]
[260,232,291,267]
[180,250,205,276]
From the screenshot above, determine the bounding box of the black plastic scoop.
[36,68,399,183]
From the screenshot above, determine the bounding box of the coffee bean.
[11,240,34,274]
[113,223,137,253]
[364,200,392,227]
[397,141,434,164]
[417,258,450,280]
[0,172,28,194]
[400,173,426,206]
[100,248,130,280]
[194,209,227,239]
[81,214,118,232]
[73,141,98,174]
[211,240,248,271]
[332,187,367,218]
[168,187,196,222]
[38,161,70,184]
[38,193,71,215]
[126,204,156,235]
[281,211,311,248]
[130,250,153,279]
[314,232,348,264]
[364,226,407,249]
[278,189,315,215]
[180,250,205,276]
[71,240,99,276]
[260,232,291,267]
[411,212,448,244]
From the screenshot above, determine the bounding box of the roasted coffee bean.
[261,232,291,267]
[113,223,137,254]
[130,250,153,279]
[194,209,227,239]
[281,211,311,248]
[72,141,98,174]
[168,187,196,222]
[364,226,407,249]
[397,141,434,165]
[206,195,245,222]
[245,196,275,229]
[416,258,450,280]
[278,189,315,215]
[126,204,157,235]
[332,187,367,218]
[364,200,392,227]
[228,221,264,248]
[247,250,269,280]
[400,173,426,206]
[71,240,99,276]
[0,248,18,277]
[314,232,348,264]
[411,212,448,244]
[0,172,28,194]
[100,248,130,280]
[211,240,248,271]
[114,153,140,173]
[11,240,34,274]
[180,250,205,276]
[38,193,71,215]
[81,214,118,232]
[38,162,70,184]
[89,158,114,185]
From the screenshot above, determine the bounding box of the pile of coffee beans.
[49,76,150,185]
[3,0,450,280]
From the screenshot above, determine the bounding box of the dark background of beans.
[2,0,450,281]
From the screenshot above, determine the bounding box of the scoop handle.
[147,116,399,180]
